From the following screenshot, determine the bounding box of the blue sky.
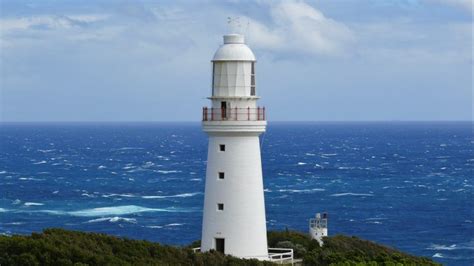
[0,0,472,121]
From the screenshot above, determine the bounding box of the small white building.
[200,33,268,260]
[309,213,328,246]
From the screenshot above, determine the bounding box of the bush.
[0,229,438,266]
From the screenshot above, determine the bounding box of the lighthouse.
[200,33,268,259]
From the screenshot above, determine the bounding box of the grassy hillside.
[0,228,438,265]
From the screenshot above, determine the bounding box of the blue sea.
[0,122,472,265]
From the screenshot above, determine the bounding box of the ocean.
[0,122,472,265]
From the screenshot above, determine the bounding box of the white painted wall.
[213,61,253,97]
[201,133,268,259]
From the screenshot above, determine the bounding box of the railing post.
[235,107,237,120]
[247,107,250,120]
[203,107,207,121]
[257,107,260,120]
[211,108,214,121]
[263,107,265,121]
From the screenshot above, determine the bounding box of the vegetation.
[0,228,438,266]
[267,231,439,266]
[0,228,271,266]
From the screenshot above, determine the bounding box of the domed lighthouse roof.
[212,34,256,61]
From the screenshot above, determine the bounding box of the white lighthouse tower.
[200,33,268,260]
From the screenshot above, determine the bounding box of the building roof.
[212,34,256,62]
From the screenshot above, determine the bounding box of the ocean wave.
[24,202,44,206]
[32,161,47,165]
[142,192,201,199]
[85,217,137,224]
[102,193,136,198]
[67,205,183,217]
[428,243,474,251]
[432,253,444,258]
[38,149,55,153]
[330,193,374,197]
[0,208,8,212]
[297,162,307,165]
[277,188,325,193]
[146,225,163,229]
[19,177,45,181]
[111,147,145,151]
[12,199,22,205]
[154,170,181,174]
[0,171,7,174]
[164,223,183,227]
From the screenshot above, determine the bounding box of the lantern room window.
[250,62,256,96]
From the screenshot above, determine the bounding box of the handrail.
[202,107,266,121]
[192,247,293,265]
[268,248,294,265]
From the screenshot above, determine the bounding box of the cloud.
[245,1,354,56]
[431,0,473,13]
[0,14,110,32]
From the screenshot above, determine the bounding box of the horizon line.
[0,120,472,124]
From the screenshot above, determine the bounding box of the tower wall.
[201,133,268,259]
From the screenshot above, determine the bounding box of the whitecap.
[337,166,352,170]
[0,208,8,212]
[32,160,47,165]
[428,243,474,251]
[98,165,107,169]
[67,205,181,217]
[142,192,201,199]
[146,225,163,229]
[366,221,382,224]
[12,199,22,205]
[19,177,44,181]
[297,162,307,165]
[24,202,44,206]
[190,178,201,181]
[165,223,183,227]
[4,222,24,225]
[112,147,144,151]
[0,171,7,174]
[102,193,136,198]
[330,193,374,197]
[278,188,325,193]
[432,253,444,258]
[85,217,137,224]
[155,170,181,174]
[38,149,55,153]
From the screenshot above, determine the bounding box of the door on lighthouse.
[221,102,227,120]
[215,238,225,253]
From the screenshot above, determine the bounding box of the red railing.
[202,107,265,121]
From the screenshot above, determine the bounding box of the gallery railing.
[202,107,266,121]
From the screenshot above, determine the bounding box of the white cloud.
[0,14,110,33]
[429,0,473,13]
[245,1,354,56]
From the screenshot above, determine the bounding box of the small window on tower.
[218,172,225,179]
[217,203,224,211]
[219,144,225,152]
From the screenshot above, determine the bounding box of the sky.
[0,0,472,122]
